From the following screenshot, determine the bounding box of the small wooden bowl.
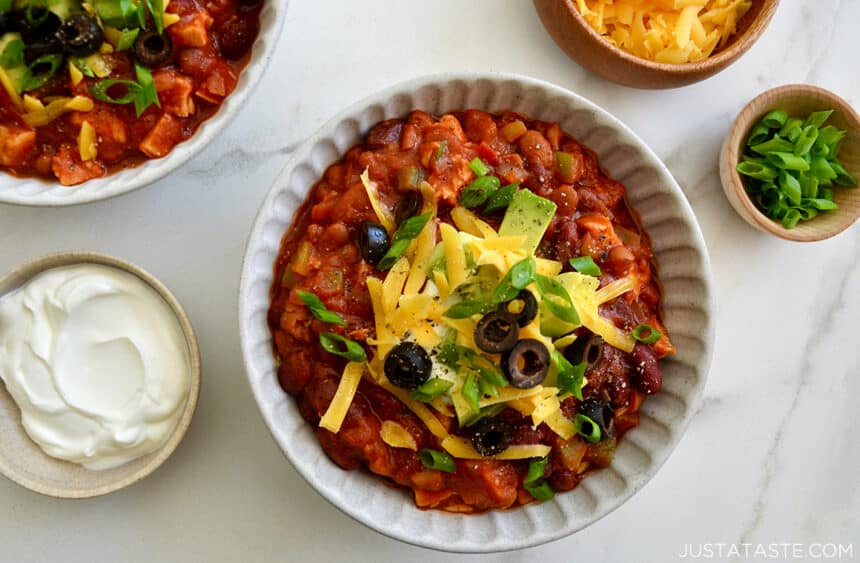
[719,84,860,242]
[533,0,779,89]
[0,252,201,498]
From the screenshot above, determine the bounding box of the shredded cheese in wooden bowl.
[575,0,752,64]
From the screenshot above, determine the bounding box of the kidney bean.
[217,14,259,60]
[366,119,404,149]
[631,342,662,394]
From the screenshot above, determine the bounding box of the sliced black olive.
[503,339,550,389]
[577,398,614,441]
[0,11,16,34]
[497,289,537,328]
[23,38,63,65]
[470,417,513,456]
[394,190,422,224]
[133,30,173,67]
[17,9,61,43]
[384,342,432,390]
[564,334,604,371]
[474,311,519,354]
[358,221,389,265]
[58,14,103,57]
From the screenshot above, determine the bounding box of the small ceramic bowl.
[239,73,715,552]
[533,0,779,89]
[0,252,201,498]
[0,0,288,207]
[719,84,860,242]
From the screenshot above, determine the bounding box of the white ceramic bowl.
[239,73,715,552]
[0,0,288,207]
[0,252,201,498]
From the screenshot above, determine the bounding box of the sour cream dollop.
[0,264,191,470]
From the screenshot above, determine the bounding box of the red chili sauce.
[268,110,675,513]
[0,0,262,185]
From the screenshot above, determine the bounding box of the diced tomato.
[51,145,106,185]
[0,126,36,168]
[139,115,182,158]
[477,141,500,166]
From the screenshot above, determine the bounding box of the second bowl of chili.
[0,0,288,206]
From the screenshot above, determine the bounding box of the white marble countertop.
[1,0,858,561]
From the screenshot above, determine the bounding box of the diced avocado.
[498,189,557,255]
[90,0,136,28]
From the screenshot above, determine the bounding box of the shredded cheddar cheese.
[441,436,552,460]
[319,362,365,433]
[23,96,94,127]
[380,421,418,451]
[575,0,753,63]
[360,168,396,233]
[78,121,98,162]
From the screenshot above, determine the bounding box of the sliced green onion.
[569,256,601,276]
[132,64,160,117]
[804,198,839,211]
[0,39,24,69]
[778,170,801,206]
[632,323,661,344]
[418,449,456,473]
[736,160,778,182]
[115,28,140,52]
[492,256,536,304]
[751,137,793,155]
[22,54,63,92]
[524,457,548,485]
[296,290,346,326]
[830,159,858,188]
[469,156,490,177]
[90,78,142,104]
[523,457,554,501]
[459,175,501,208]
[804,109,833,129]
[25,2,50,27]
[146,0,165,34]
[477,374,499,398]
[319,332,366,363]
[525,480,555,501]
[470,359,508,388]
[793,125,818,156]
[574,414,601,443]
[411,378,454,403]
[461,372,481,413]
[552,349,585,400]
[781,208,801,229]
[535,274,579,325]
[443,299,490,319]
[746,122,771,147]
[779,118,803,142]
[377,212,432,270]
[761,109,788,129]
[484,182,519,213]
[766,152,811,171]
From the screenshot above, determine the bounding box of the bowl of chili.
[239,73,715,552]
[0,0,287,206]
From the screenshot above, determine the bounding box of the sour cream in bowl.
[0,252,200,498]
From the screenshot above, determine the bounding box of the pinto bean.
[631,342,662,394]
[518,130,554,169]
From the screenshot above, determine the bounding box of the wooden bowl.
[533,0,780,89]
[0,252,201,498]
[719,84,860,242]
